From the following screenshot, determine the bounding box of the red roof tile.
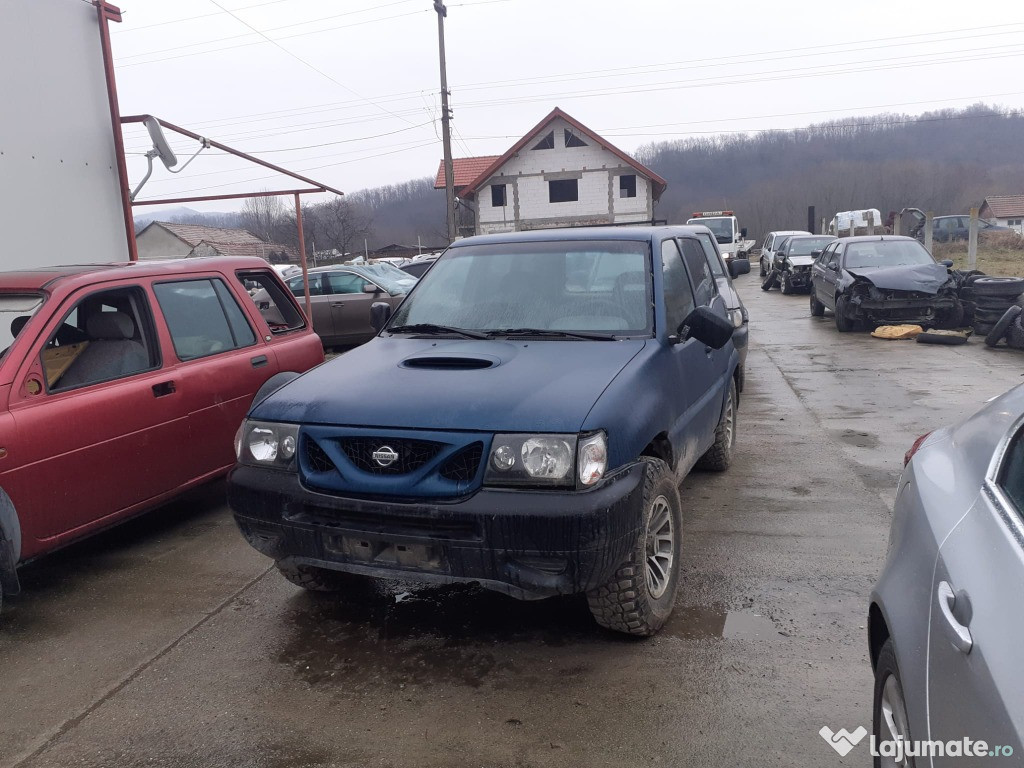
[434,156,502,190]
[983,195,1024,218]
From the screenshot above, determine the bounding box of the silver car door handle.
[938,581,973,654]
[331,302,345,307]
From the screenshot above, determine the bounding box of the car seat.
[58,312,149,389]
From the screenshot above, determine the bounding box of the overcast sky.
[113,0,1024,213]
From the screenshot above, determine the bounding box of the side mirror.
[728,258,751,278]
[370,302,392,332]
[740,227,748,238]
[675,306,733,349]
[363,282,381,293]
[811,250,823,258]
[828,260,840,271]
[940,259,954,268]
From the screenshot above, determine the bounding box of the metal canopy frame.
[121,115,345,321]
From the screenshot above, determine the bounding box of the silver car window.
[999,428,1024,516]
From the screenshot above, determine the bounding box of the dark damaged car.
[227,227,743,636]
[809,236,961,332]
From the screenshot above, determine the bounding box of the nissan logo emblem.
[372,446,399,467]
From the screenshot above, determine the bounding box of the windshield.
[388,240,651,335]
[787,237,835,256]
[844,240,935,270]
[687,217,733,243]
[355,265,415,294]
[0,293,44,356]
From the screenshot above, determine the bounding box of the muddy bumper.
[227,464,646,600]
[854,295,957,325]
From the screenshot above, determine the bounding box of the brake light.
[904,432,933,467]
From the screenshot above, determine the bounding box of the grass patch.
[933,232,1024,277]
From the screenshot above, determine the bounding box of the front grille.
[338,437,443,475]
[439,442,484,484]
[305,437,336,474]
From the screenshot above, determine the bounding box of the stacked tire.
[985,305,1024,350]
[970,277,1024,336]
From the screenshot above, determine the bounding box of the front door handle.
[938,581,973,654]
[331,302,345,308]
[251,355,268,368]
[152,381,176,398]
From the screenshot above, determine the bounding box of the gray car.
[869,385,1024,765]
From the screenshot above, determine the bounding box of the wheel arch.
[640,432,674,472]
[0,486,23,596]
[868,601,891,671]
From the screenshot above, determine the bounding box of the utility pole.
[434,0,457,243]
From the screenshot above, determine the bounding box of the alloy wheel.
[645,496,675,599]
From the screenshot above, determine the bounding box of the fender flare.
[252,371,301,411]
[0,487,22,595]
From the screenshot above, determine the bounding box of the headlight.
[727,308,744,328]
[484,432,608,489]
[237,419,299,470]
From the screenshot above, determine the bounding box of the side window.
[678,238,716,306]
[325,273,366,295]
[154,279,257,361]
[44,286,159,392]
[661,240,696,334]
[817,243,836,266]
[999,427,1024,515]
[238,270,306,334]
[695,233,725,278]
[287,275,323,297]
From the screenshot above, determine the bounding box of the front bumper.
[227,463,646,599]
[853,295,958,325]
[784,268,813,289]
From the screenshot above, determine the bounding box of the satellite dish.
[143,116,177,170]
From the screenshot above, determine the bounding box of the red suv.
[0,257,323,611]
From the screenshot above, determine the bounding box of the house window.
[619,174,637,198]
[1010,219,1023,226]
[532,131,555,150]
[565,128,587,148]
[549,179,578,203]
[491,184,507,207]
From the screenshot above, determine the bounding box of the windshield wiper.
[387,323,487,340]
[486,327,618,341]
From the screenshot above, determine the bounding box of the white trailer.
[0,0,131,269]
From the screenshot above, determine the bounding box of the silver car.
[869,386,1024,764]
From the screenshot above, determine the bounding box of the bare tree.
[239,194,287,242]
[316,198,373,256]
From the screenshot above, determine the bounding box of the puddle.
[276,581,616,691]
[665,606,779,642]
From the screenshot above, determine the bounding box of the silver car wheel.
[722,388,736,447]
[880,673,911,767]
[645,496,674,599]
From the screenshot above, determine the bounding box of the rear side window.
[999,427,1024,516]
[661,240,696,334]
[694,234,725,277]
[678,238,716,306]
[238,270,306,334]
[154,279,256,361]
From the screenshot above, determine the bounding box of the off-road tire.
[276,561,369,592]
[835,295,856,332]
[587,457,682,636]
[780,271,795,294]
[972,277,1024,297]
[872,639,916,768]
[810,292,825,317]
[696,380,737,472]
[761,271,779,291]
[985,306,1022,347]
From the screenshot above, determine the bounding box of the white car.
[271,264,301,280]
[758,230,810,276]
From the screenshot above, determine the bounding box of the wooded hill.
[139,104,1023,248]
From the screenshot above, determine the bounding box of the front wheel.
[873,639,916,767]
[759,257,767,277]
[781,271,795,295]
[835,294,856,332]
[587,457,682,636]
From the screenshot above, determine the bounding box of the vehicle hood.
[253,337,648,433]
[846,263,952,294]
[786,255,815,267]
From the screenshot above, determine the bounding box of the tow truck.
[685,211,756,262]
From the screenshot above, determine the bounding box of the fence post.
[820,217,826,235]
[867,211,875,235]
[892,212,901,236]
[967,207,979,269]
[849,217,856,238]
[924,211,934,252]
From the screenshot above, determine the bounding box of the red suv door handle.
[152,381,176,397]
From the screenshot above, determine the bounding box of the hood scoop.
[401,354,498,370]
